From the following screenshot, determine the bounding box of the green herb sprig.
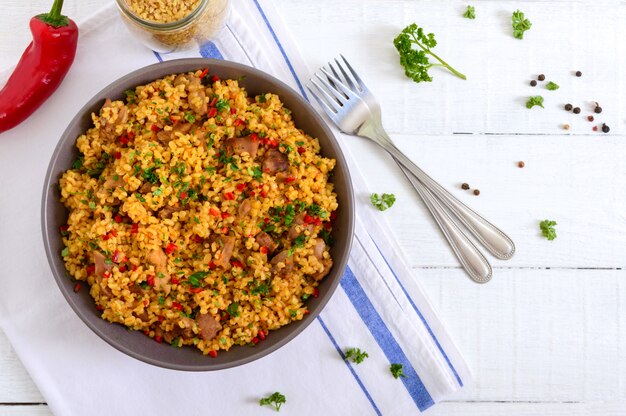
[540,219,557,240]
[463,5,476,19]
[512,10,532,39]
[259,392,286,412]
[546,81,560,91]
[345,347,369,364]
[390,363,407,379]
[393,23,466,83]
[526,96,544,109]
[370,193,396,211]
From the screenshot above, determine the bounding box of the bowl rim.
[41,58,355,371]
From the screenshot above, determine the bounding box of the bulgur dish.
[58,69,338,355]
[126,0,202,24]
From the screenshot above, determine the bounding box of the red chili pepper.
[224,192,235,200]
[199,68,209,79]
[209,207,221,217]
[286,176,297,183]
[119,265,127,273]
[86,264,95,275]
[0,0,78,134]
[252,337,259,345]
[258,330,266,340]
[208,97,217,107]
[172,302,183,311]
[233,119,246,127]
[190,287,203,294]
[193,235,204,243]
[236,183,246,192]
[208,261,216,270]
[171,277,180,285]
[221,212,230,219]
[150,124,160,132]
[313,288,319,298]
[165,243,178,255]
[114,214,122,223]
[131,223,139,234]
[73,282,81,293]
[208,350,218,358]
[260,246,268,254]
[230,108,236,115]
[211,75,220,83]
[179,191,188,200]
[118,135,130,145]
[297,147,305,154]
[147,275,155,287]
[155,335,163,344]
[230,259,244,268]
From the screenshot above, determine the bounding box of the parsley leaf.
[227,302,240,317]
[546,81,560,91]
[540,219,557,240]
[370,193,396,211]
[72,155,84,170]
[61,247,69,257]
[463,5,476,19]
[215,98,230,112]
[390,363,407,379]
[512,10,532,39]
[344,347,369,364]
[526,96,544,109]
[188,271,209,288]
[259,392,286,412]
[393,23,466,83]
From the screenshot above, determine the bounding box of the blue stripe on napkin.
[200,41,224,59]
[340,267,435,411]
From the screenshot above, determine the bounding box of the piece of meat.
[225,135,259,158]
[99,99,128,141]
[103,174,125,190]
[196,313,221,341]
[187,74,207,115]
[270,250,294,275]
[138,182,152,193]
[146,248,171,294]
[262,148,289,174]
[287,212,314,240]
[255,231,277,253]
[238,199,252,218]
[312,258,333,281]
[93,251,113,296]
[156,122,193,145]
[158,204,181,219]
[213,235,235,268]
[162,316,195,343]
[129,283,146,295]
[313,238,326,260]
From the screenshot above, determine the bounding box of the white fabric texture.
[0,1,470,414]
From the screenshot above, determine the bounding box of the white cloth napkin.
[0,1,470,414]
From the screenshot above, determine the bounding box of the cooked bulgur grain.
[126,0,202,23]
[59,70,338,355]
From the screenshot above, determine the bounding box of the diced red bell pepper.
[208,350,218,358]
[224,192,235,200]
[150,124,160,132]
[165,243,178,254]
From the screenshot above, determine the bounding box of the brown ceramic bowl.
[41,58,354,371]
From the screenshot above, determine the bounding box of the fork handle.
[399,166,492,283]
[364,126,515,260]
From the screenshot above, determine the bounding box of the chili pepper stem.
[37,0,69,27]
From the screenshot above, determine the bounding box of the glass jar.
[115,0,230,54]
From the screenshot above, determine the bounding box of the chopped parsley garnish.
[540,219,557,241]
[344,347,369,364]
[307,204,327,218]
[215,98,230,112]
[188,271,209,288]
[135,193,146,203]
[227,302,240,317]
[86,153,109,178]
[257,94,268,103]
[283,204,295,226]
[142,167,159,184]
[512,10,532,39]
[370,193,396,211]
[61,247,69,257]
[279,143,292,154]
[463,5,476,19]
[526,96,544,109]
[250,280,271,296]
[124,89,137,104]
[72,155,84,169]
[259,392,286,412]
[184,112,196,123]
[546,81,560,91]
[249,165,263,180]
[390,363,407,379]
[153,188,163,196]
[320,229,335,247]
[172,162,186,176]
[158,296,165,305]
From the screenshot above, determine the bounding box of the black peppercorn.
[564,104,573,111]
[602,124,610,133]
[575,71,582,77]
[473,189,480,196]
[594,106,602,114]
[538,74,545,81]
[530,80,537,87]
[573,107,581,114]
[461,183,470,190]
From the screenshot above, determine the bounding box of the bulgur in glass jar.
[116,0,230,53]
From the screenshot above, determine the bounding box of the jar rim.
[115,0,210,30]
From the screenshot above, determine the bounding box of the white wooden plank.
[0,406,50,416]
[419,268,626,402]
[429,401,626,416]
[0,330,44,403]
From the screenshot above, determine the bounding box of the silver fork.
[306,55,516,283]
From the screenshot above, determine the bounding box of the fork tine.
[314,73,350,103]
[306,85,338,120]
[333,58,358,92]
[319,68,360,100]
[339,54,366,89]
[325,63,350,99]
[307,79,340,113]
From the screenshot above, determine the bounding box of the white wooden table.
[1,1,625,414]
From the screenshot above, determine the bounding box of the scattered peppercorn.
[575,71,582,77]
[592,126,598,132]
[594,106,602,114]
[602,124,610,133]
[530,80,537,87]
[587,115,594,122]
[564,104,573,111]
[461,183,470,190]
[563,124,570,130]
[518,161,525,168]
[538,74,545,81]
[473,189,480,196]
[573,107,581,114]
